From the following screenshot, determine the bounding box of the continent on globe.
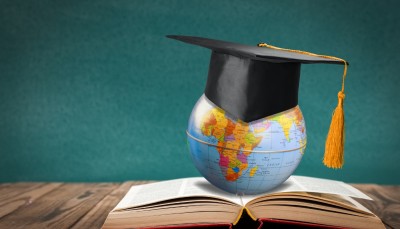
[201,107,263,181]
[270,108,305,141]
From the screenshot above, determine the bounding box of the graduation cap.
[167,35,348,169]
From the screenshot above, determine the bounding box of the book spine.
[233,207,257,225]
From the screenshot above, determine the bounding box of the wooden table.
[0,182,399,229]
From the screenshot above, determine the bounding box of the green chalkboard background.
[1,0,399,184]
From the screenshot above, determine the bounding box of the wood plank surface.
[0,183,62,219]
[0,183,118,229]
[352,184,400,229]
[71,181,151,229]
[0,182,398,229]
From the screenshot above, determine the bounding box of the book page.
[114,177,241,210]
[241,175,372,205]
[291,176,372,200]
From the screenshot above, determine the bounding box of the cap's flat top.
[167,35,347,65]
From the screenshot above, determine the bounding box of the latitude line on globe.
[186,130,307,154]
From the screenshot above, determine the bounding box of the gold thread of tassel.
[324,63,347,168]
[258,42,348,168]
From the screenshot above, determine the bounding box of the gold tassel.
[323,91,345,168]
[324,62,348,168]
[258,42,348,169]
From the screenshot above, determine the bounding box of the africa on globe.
[187,95,307,195]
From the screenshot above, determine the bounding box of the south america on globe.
[167,35,348,194]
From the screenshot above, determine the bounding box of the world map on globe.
[187,95,307,194]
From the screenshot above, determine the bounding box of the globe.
[187,95,307,195]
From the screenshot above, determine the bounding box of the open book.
[102,176,385,229]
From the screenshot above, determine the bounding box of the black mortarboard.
[168,35,349,169]
[167,35,346,123]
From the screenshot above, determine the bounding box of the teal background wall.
[1,0,399,184]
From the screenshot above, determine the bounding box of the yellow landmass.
[271,114,295,141]
[240,163,248,171]
[213,127,225,141]
[202,126,213,136]
[212,108,228,127]
[249,166,258,177]
[254,124,266,134]
[269,106,305,141]
[298,138,307,155]
[245,133,257,145]
[201,108,229,140]
[229,159,241,168]
[226,141,240,150]
[232,121,249,144]
[243,143,253,152]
